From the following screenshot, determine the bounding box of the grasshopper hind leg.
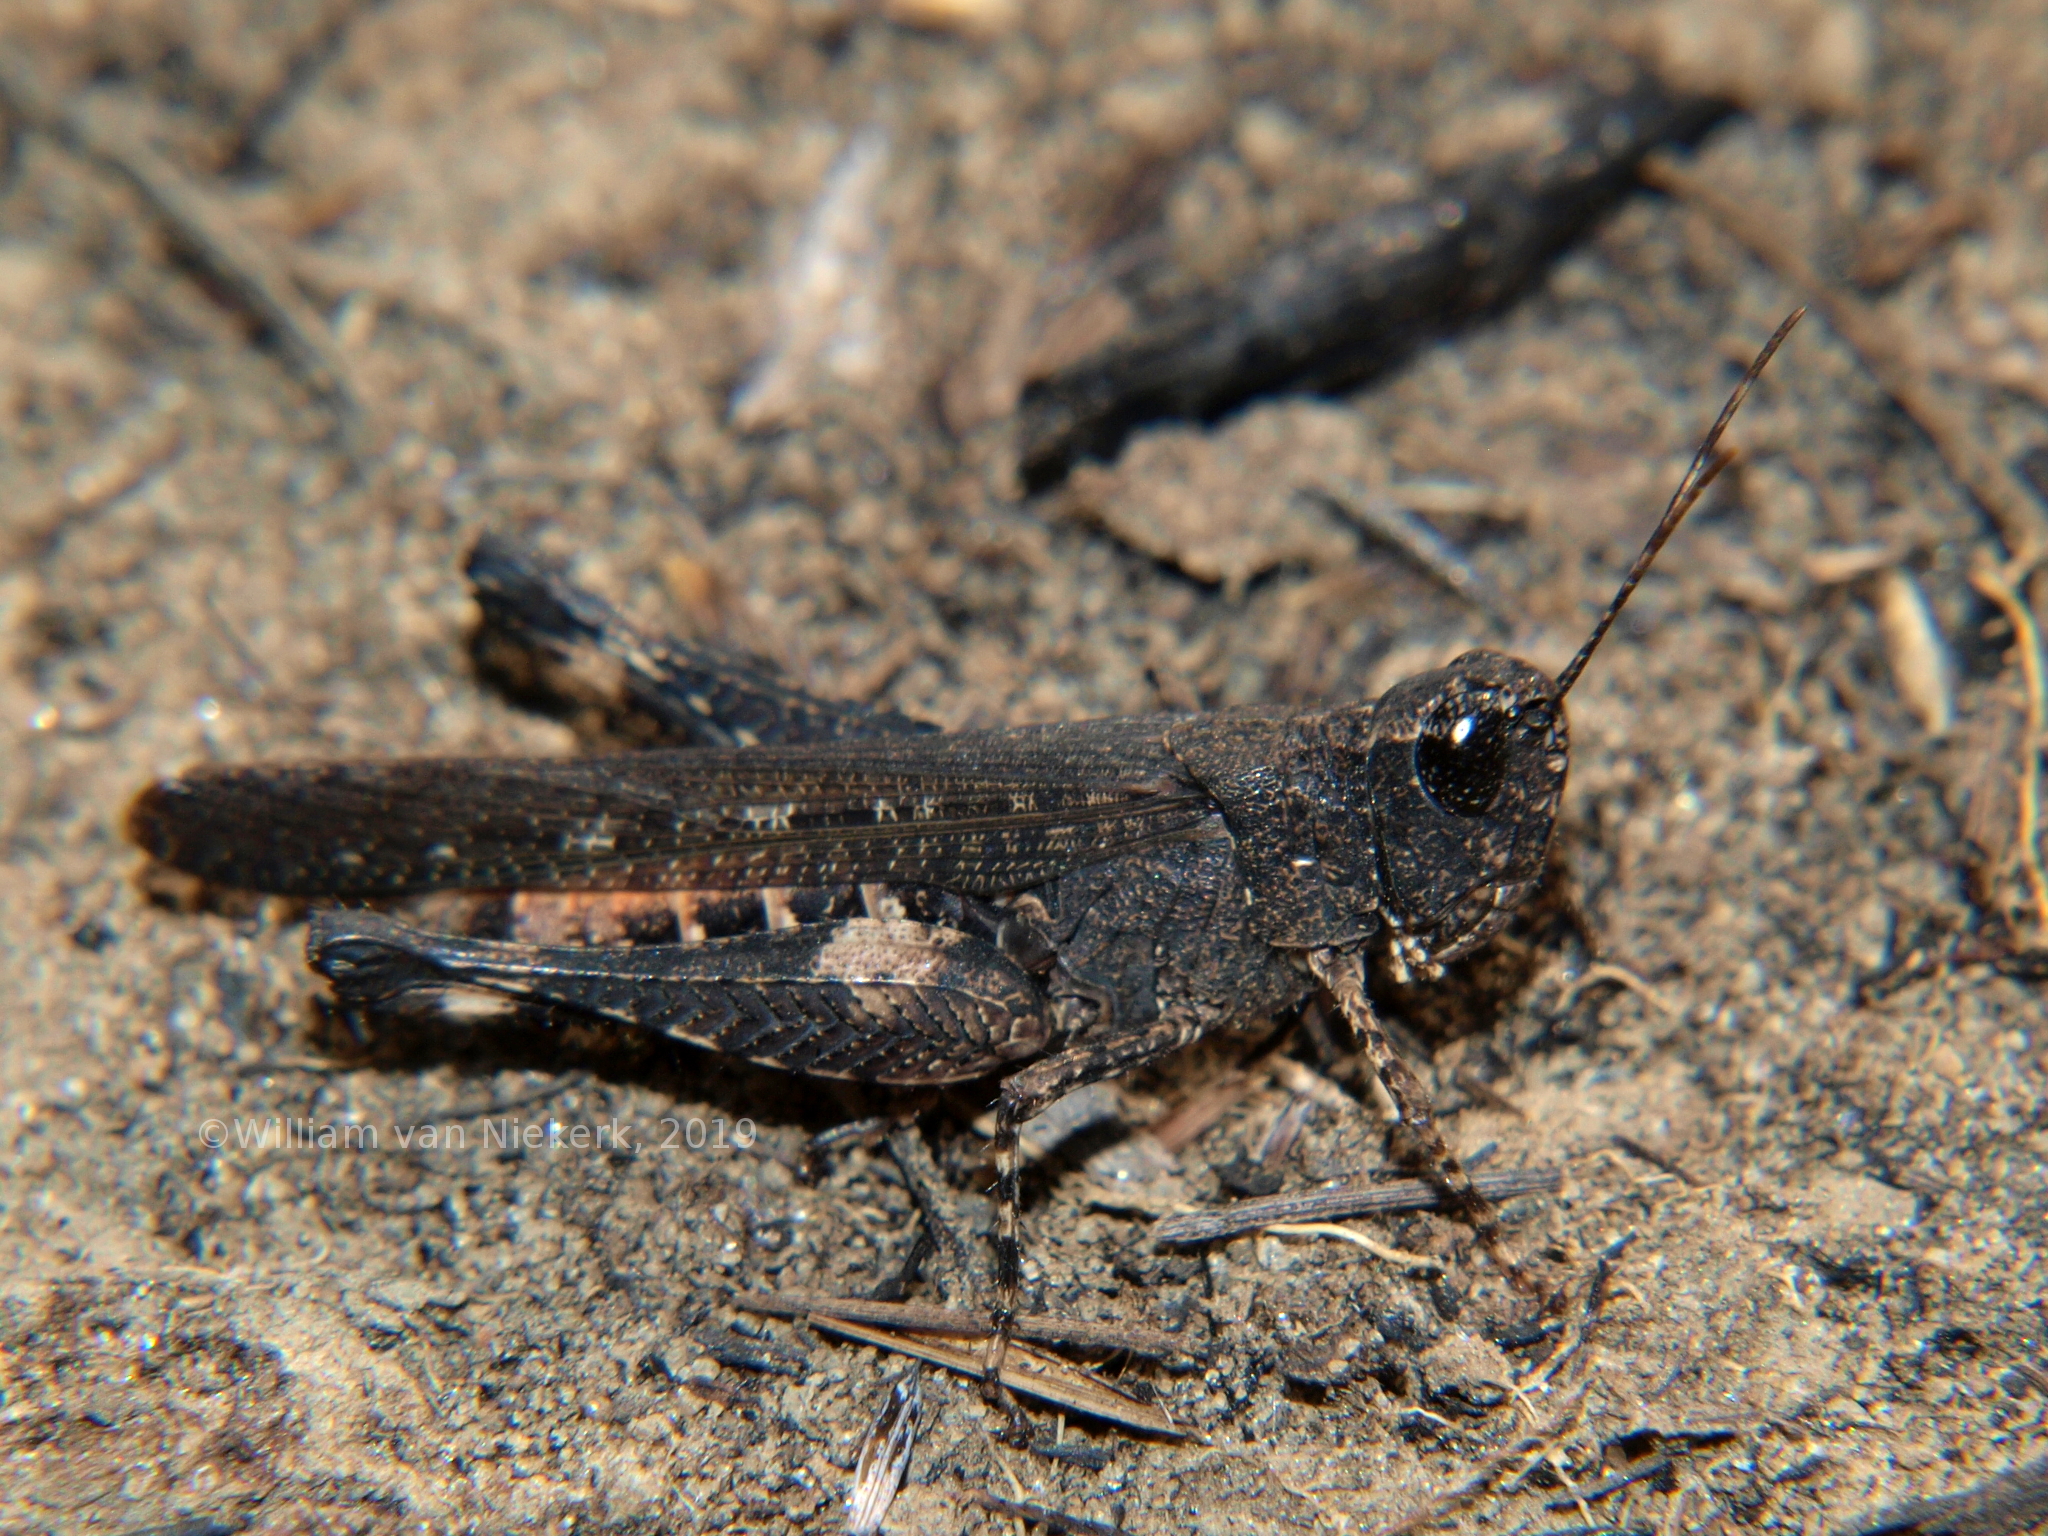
[309,910,1053,1085]
[983,1015,1207,1437]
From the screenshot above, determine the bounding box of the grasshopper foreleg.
[1308,945,1531,1291]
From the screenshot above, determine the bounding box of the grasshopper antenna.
[1554,307,1806,699]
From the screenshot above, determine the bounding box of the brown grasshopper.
[130,311,1800,1419]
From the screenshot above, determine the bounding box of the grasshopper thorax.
[1164,649,1565,964]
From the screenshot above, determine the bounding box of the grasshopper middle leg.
[984,1016,1206,1415]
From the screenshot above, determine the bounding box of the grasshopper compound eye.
[1416,696,1513,817]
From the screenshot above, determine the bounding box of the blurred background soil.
[2,0,2046,1531]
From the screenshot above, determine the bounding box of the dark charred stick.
[680,1377,757,1412]
[885,1124,986,1303]
[1837,1454,2048,1536]
[222,1,371,173]
[1454,1069,1528,1121]
[695,1326,807,1376]
[1149,1166,1563,1247]
[869,1223,938,1302]
[1772,1452,1832,1486]
[1030,1439,1112,1471]
[1017,78,1730,487]
[109,1519,248,1536]
[1544,1455,1674,1510]
[1610,1133,1698,1186]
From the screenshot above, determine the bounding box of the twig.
[1305,478,1511,625]
[1269,1056,1361,1113]
[1967,558,2048,947]
[1526,1238,1632,1393]
[1641,152,2048,575]
[4,378,189,560]
[0,56,366,449]
[681,1376,757,1412]
[1849,190,1987,290]
[982,1431,1029,1504]
[1255,1094,1320,1165]
[804,1315,1182,1438]
[1545,1455,1673,1510]
[967,1490,1125,1536]
[885,1125,985,1304]
[733,1290,1187,1359]
[1611,1134,1700,1188]
[1150,1166,1561,1246]
[1146,1068,1257,1155]
[1453,1069,1527,1121]
[1363,1387,1589,1536]
[1838,1454,2048,1536]
[1018,81,1729,485]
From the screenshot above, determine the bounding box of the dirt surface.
[4,1,2047,1532]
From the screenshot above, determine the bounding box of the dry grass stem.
[1261,1222,1444,1273]
[1150,1166,1563,1246]
[1362,1389,1590,1536]
[846,1369,922,1536]
[1558,962,1678,1019]
[0,59,367,449]
[1966,560,2048,946]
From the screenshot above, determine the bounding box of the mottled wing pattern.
[467,535,936,748]
[310,911,1051,1084]
[130,719,1215,898]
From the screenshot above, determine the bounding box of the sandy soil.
[2,0,2046,1532]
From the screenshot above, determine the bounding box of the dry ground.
[2,0,2046,1532]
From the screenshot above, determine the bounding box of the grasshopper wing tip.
[126,775,197,862]
[125,767,302,893]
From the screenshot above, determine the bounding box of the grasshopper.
[130,313,1800,1415]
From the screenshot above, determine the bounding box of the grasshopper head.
[1365,308,1806,977]
[1365,650,1567,973]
